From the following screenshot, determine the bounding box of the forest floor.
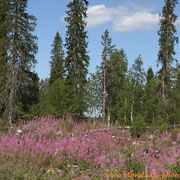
[0,117,180,179]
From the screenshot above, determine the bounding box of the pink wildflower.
[172,141,177,145]
[83,175,89,179]
[151,169,156,175]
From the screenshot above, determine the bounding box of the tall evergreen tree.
[38,77,66,119]
[64,0,89,120]
[38,79,52,117]
[48,78,66,118]
[49,31,64,85]
[171,64,180,124]
[106,49,128,124]
[20,71,39,119]
[0,0,10,117]
[101,29,115,123]
[143,68,158,124]
[48,31,66,118]
[157,0,178,120]
[4,0,38,124]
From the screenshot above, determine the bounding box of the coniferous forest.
[0,0,180,126]
[0,0,180,179]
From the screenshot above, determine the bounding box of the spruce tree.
[101,29,115,123]
[65,0,89,120]
[157,0,178,120]
[49,31,66,118]
[38,79,52,117]
[106,49,128,124]
[171,64,180,124]
[0,0,10,117]
[143,68,158,124]
[20,71,39,119]
[49,78,66,118]
[49,31,64,85]
[4,0,38,124]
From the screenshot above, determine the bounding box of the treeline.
[0,0,179,126]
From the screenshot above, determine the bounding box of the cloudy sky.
[28,0,180,79]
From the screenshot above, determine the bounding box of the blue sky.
[28,0,180,80]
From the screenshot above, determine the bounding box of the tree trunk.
[124,97,127,123]
[130,100,134,123]
[131,81,137,123]
[5,54,18,125]
[152,111,155,124]
[107,106,110,127]
[103,60,106,123]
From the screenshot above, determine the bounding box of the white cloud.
[86,5,115,28]
[114,12,159,32]
[86,4,180,32]
[62,4,180,32]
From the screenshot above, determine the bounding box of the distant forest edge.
[0,0,180,127]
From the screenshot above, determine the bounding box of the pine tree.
[101,29,115,123]
[49,31,64,85]
[157,0,178,120]
[4,0,38,124]
[64,0,89,120]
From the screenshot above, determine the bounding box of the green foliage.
[49,31,65,85]
[37,78,66,118]
[124,147,144,174]
[157,0,179,120]
[37,79,52,116]
[171,128,179,141]
[129,55,146,121]
[101,29,115,122]
[131,115,147,137]
[0,0,10,118]
[106,49,128,123]
[48,78,66,118]
[101,29,115,62]
[1,0,38,123]
[0,0,180,127]
[143,68,158,124]
[45,31,66,119]
[0,120,9,133]
[64,0,89,120]
[20,71,39,119]
[86,70,102,119]
[171,64,180,125]
[157,123,170,137]
[170,161,180,176]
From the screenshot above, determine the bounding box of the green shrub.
[0,120,9,133]
[131,115,147,137]
[156,123,170,137]
[171,128,179,141]
[124,147,144,174]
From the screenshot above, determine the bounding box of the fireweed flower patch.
[0,117,180,179]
